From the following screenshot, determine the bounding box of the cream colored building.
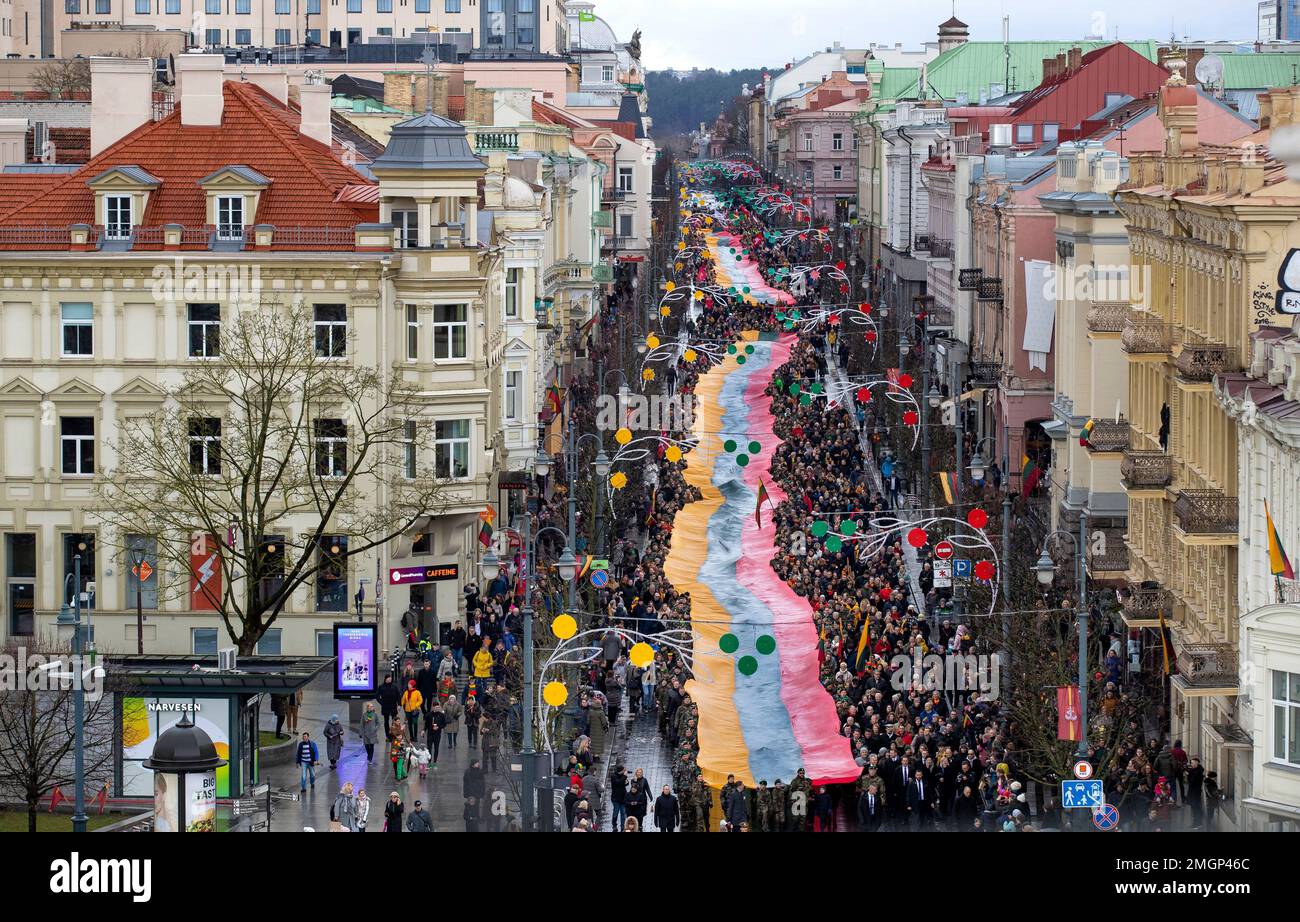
[0,57,503,657]
[1040,140,1133,577]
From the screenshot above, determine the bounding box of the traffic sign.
[933,560,952,588]
[1093,802,1120,831]
[1073,760,1094,781]
[953,558,972,580]
[132,560,153,582]
[934,541,954,560]
[1060,780,1104,810]
[590,569,610,589]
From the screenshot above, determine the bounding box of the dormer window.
[217,195,245,241]
[105,195,132,240]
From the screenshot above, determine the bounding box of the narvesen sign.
[388,564,458,585]
[50,853,152,903]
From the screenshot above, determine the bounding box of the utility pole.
[72,554,86,834]
[519,500,536,831]
[1076,507,1090,762]
[565,410,577,614]
[920,313,930,511]
[1001,423,1012,699]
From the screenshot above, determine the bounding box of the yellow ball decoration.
[543,681,569,707]
[646,333,660,349]
[665,445,683,463]
[660,306,671,317]
[664,280,676,292]
[676,241,685,251]
[629,642,654,668]
[642,367,657,380]
[610,471,628,490]
[675,261,684,271]
[551,613,577,640]
[615,427,633,445]
[694,290,704,301]
[683,348,698,363]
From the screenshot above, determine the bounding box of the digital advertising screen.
[333,622,377,698]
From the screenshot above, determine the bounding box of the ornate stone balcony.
[1173,489,1239,535]
[1083,419,1129,453]
[958,268,982,291]
[1121,450,1172,490]
[1121,314,1172,354]
[1175,643,1239,695]
[1122,585,1173,626]
[976,276,1003,302]
[967,361,1002,385]
[1086,301,1130,333]
[1175,333,1237,382]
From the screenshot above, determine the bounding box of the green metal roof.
[888,40,1160,102]
[1218,53,1300,89]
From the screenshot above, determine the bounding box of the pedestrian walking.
[359,702,380,763]
[383,792,403,832]
[400,680,423,745]
[295,732,318,792]
[405,800,433,832]
[653,785,680,832]
[332,782,358,831]
[443,694,462,750]
[323,714,344,769]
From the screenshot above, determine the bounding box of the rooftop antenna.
[1003,15,1011,94]
[420,45,437,115]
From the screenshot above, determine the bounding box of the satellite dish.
[1195,54,1225,89]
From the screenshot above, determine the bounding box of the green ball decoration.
[719,633,740,654]
[800,394,812,406]
[755,635,776,655]
[737,355,747,364]
[748,441,761,455]
[811,382,824,395]
[826,535,843,553]
[724,439,737,452]
[810,521,830,538]
[791,310,802,320]
[736,454,749,466]
[789,383,801,396]
[840,520,858,536]
[745,345,755,354]
[784,321,795,330]
[743,287,751,294]
[774,378,784,392]
[737,655,758,676]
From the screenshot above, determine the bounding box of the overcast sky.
[599,0,1258,71]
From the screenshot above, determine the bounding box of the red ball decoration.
[856,387,872,403]
[879,586,892,600]
[828,313,841,326]
[974,560,995,581]
[903,410,919,426]
[898,373,914,389]
[859,303,873,314]
[835,260,846,271]
[865,331,878,343]
[907,527,928,548]
[967,508,989,530]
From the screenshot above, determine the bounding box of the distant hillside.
[646,68,770,138]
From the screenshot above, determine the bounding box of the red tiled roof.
[0,81,378,247]
[592,120,636,141]
[0,174,63,216]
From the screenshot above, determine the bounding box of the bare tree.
[32,59,91,99]
[0,639,113,832]
[94,304,450,654]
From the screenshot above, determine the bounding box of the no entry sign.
[935,541,954,560]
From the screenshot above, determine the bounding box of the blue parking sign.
[953,558,972,580]
[1060,780,1104,809]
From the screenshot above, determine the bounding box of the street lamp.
[927,384,942,409]
[593,450,611,478]
[1034,551,1056,585]
[966,436,997,486]
[556,547,579,582]
[533,447,552,479]
[1035,510,1091,762]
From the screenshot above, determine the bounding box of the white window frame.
[1272,669,1300,767]
[60,417,95,476]
[314,303,347,358]
[432,303,467,360]
[315,418,348,478]
[601,64,615,83]
[434,419,471,480]
[802,133,814,152]
[187,303,221,358]
[105,194,132,240]
[394,209,418,248]
[403,419,418,479]
[60,302,93,357]
[188,417,222,475]
[617,166,634,194]
[406,303,419,361]
[505,268,521,319]
[832,132,844,151]
[833,164,843,180]
[618,212,633,238]
[216,194,245,241]
[505,369,521,421]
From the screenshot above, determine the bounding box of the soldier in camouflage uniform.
[788,767,814,832]
[679,775,698,832]
[771,779,789,832]
[755,780,772,832]
[692,774,712,832]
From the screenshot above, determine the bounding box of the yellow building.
[1116,75,1300,811]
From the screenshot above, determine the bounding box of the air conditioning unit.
[218,647,238,671]
[989,124,1012,148]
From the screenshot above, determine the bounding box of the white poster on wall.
[1023,259,1056,371]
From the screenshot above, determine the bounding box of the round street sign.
[590,569,610,589]
[1092,803,1120,831]
[934,541,954,560]
[1073,760,1094,781]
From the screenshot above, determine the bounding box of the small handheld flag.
[1266,501,1294,579]
[755,479,773,527]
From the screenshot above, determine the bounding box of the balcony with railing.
[473,130,519,152]
[967,360,1001,384]
[976,276,1003,302]
[958,268,982,291]
[1121,450,1172,490]
[1086,301,1129,333]
[1083,418,1130,453]
[1122,585,1173,627]
[1173,489,1239,537]
[1121,314,1172,355]
[928,237,953,260]
[913,234,930,253]
[1088,532,1130,573]
[1175,332,1238,382]
[923,303,954,328]
[1174,642,1240,696]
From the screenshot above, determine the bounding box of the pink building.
[772,71,869,223]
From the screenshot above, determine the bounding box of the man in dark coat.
[653,785,680,832]
[906,768,934,831]
[857,782,884,831]
[375,674,399,739]
[725,781,749,832]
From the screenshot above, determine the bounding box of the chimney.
[176,54,225,127]
[243,66,289,106]
[1042,56,1058,81]
[90,56,153,157]
[1067,46,1082,73]
[299,82,332,148]
[0,118,25,166]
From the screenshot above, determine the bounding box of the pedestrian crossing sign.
[1060,779,1104,809]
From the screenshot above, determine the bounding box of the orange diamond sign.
[133,561,153,582]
